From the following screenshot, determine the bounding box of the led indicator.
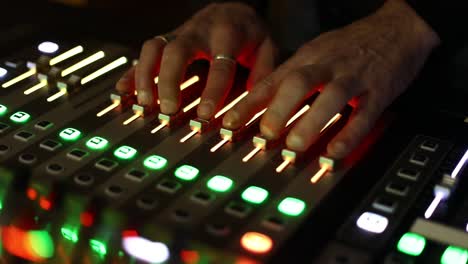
[356,212,388,234]
[114,145,137,160]
[38,41,59,53]
[86,136,109,150]
[0,67,7,78]
[97,101,120,117]
[81,56,128,85]
[240,232,273,254]
[278,197,306,216]
[49,45,84,66]
[286,105,310,127]
[310,164,331,183]
[27,188,37,200]
[451,149,468,179]
[10,111,31,123]
[59,128,81,141]
[143,155,167,170]
[214,91,249,119]
[424,192,444,219]
[1,68,36,88]
[207,175,233,192]
[61,227,79,243]
[90,239,107,257]
[122,236,170,264]
[174,165,199,181]
[0,104,7,115]
[242,186,268,204]
[61,51,105,77]
[441,246,468,264]
[397,232,426,256]
[23,80,48,95]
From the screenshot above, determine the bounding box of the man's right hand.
[116,2,277,120]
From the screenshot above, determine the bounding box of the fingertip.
[223,110,241,129]
[259,120,277,140]
[326,140,349,159]
[160,99,179,115]
[197,101,215,120]
[286,132,307,152]
[137,90,153,106]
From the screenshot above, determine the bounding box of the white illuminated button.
[0,67,7,78]
[122,236,170,263]
[356,212,389,234]
[38,41,59,54]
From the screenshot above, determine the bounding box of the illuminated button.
[397,232,426,256]
[40,139,62,151]
[35,120,53,130]
[0,104,7,115]
[207,175,233,192]
[143,155,167,170]
[0,67,7,78]
[61,226,79,243]
[14,131,34,142]
[10,111,30,123]
[114,145,137,160]
[241,186,269,204]
[278,197,306,216]
[241,232,273,254]
[86,136,108,150]
[356,212,388,234]
[89,239,107,257]
[441,246,468,264]
[38,41,59,53]
[59,128,81,141]
[0,123,10,133]
[174,165,199,181]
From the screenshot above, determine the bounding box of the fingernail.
[138,90,152,105]
[223,110,240,128]
[260,124,275,139]
[160,99,178,114]
[286,133,304,150]
[329,141,348,157]
[198,101,214,119]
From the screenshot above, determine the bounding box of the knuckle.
[141,39,159,52]
[163,41,189,61]
[282,71,309,91]
[210,59,235,73]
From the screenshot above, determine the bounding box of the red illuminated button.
[241,232,273,254]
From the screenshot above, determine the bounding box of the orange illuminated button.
[241,232,273,254]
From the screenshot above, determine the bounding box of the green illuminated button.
[241,186,268,204]
[0,104,7,116]
[10,111,30,123]
[61,226,78,243]
[90,239,107,257]
[207,175,233,192]
[397,232,426,256]
[174,165,199,181]
[59,128,81,141]
[86,136,108,150]
[278,197,306,216]
[143,155,167,170]
[114,145,137,160]
[441,246,468,264]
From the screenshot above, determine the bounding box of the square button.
[397,232,426,256]
[143,155,167,170]
[14,131,34,142]
[0,122,9,133]
[207,175,233,193]
[241,186,269,204]
[67,149,88,161]
[125,169,147,182]
[420,140,438,152]
[225,202,251,218]
[409,153,429,166]
[10,111,30,123]
[385,182,409,196]
[59,128,81,141]
[114,145,137,160]
[190,191,214,205]
[397,168,420,181]
[278,197,306,216]
[86,136,108,150]
[157,180,182,194]
[174,165,199,181]
[356,212,388,234]
[0,104,7,116]
[372,196,398,214]
[40,139,62,151]
[95,158,118,172]
[35,120,53,130]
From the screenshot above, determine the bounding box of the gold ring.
[154,34,177,44]
[213,54,236,64]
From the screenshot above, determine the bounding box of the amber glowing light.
[240,232,273,254]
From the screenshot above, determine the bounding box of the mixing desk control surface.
[0,38,467,264]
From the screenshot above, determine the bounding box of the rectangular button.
[397,168,420,181]
[385,181,410,197]
[409,153,429,166]
[67,149,89,161]
[95,158,118,172]
[372,196,398,214]
[14,131,34,142]
[420,140,438,152]
[35,120,54,130]
[0,122,9,133]
[39,139,62,151]
[125,169,147,182]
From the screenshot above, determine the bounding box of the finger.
[198,23,244,119]
[326,94,383,159]
[260,65,333,140]
[158,35,205,114]
[246,37,277,90]
[286,76,361,151]
[222,58,297,129]
[135,37,167,106]
[115,66,135,94]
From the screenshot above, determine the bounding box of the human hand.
[116,2,277,120]
[223,0,440,159]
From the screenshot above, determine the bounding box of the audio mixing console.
[0,36,467,264]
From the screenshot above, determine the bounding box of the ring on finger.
[213,54,237,64]
[154,34,177,44]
